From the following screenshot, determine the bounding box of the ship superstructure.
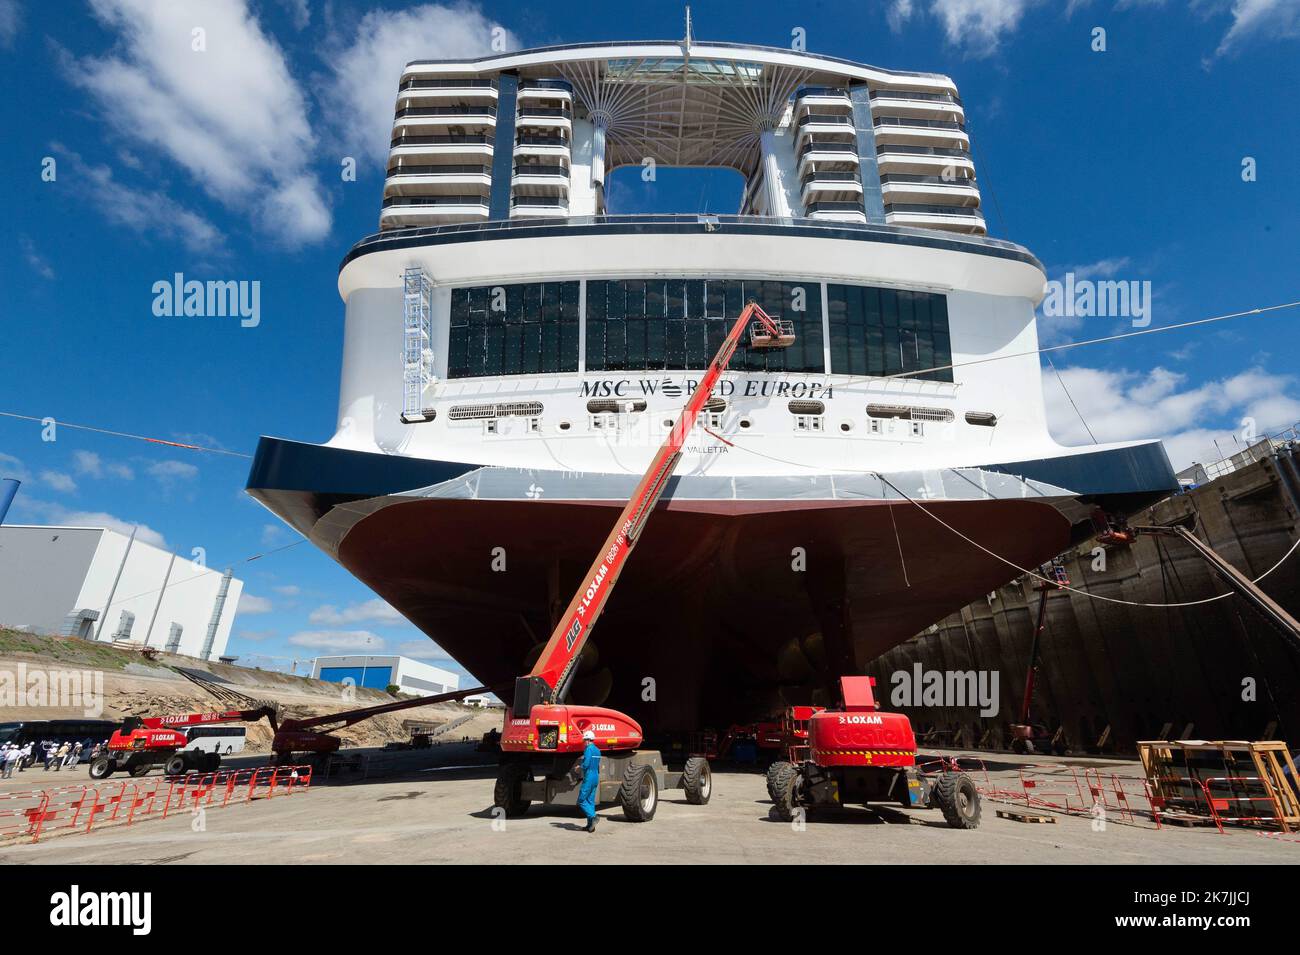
[248,36,1176,731]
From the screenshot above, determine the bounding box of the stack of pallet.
[1138,739,1300,832]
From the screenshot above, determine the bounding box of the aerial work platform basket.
[749,317,795,349]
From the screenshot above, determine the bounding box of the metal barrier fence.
[918,754,1161,828]
[0,765,312,845]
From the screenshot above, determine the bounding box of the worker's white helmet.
[582,728,596,741]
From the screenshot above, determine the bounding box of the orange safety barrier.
[1,764,313,844]
[1015,764,1090,814]
[1080,767,1156,826]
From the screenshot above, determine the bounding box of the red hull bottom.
[333,495,1071,732]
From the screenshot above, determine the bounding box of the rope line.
[716,430,1300,611]
[0,411,252,459]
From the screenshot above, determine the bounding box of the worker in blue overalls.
[578,727,601,832]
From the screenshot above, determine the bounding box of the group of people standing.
[0,739,102,778]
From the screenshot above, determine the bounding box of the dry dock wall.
[865,442,1300,754]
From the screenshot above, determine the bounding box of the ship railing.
[349,213,1038,261]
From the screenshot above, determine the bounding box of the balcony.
[512,163,570,190]
[794,112,856,145]
[804,200,867,223]
[794,86,852,111]
[884,202,986,234]
[800,170,863,202]
[869,88,964,121]
[516,106,572,133]
[379,194,490,228]
[392,106,497,135]
[797,139,859,175]
[879,173,980,205]
[510,195,569,218]
[384,163,493,196]
[872,116,969,149]
[514,135,571,159]
[874,143,974,176]
[518,78,574,102]
[389,133,495,161]
[397,77,498,103]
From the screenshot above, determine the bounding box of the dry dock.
[2,748,1294,865]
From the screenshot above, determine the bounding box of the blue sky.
[1,0,1298,679]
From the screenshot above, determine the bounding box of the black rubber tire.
[682,756,712,805]
[493,763,532,818]
[128,763,152,778]
[771,762,801,822]
[88,756,114,780]
[1010,737,1029,755]
[934,772,981,830]
[618,764,659,822]
[164,754,188,777]
[766,760,792,802]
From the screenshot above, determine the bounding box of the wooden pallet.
[996,809,1057,824]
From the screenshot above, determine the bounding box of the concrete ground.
[1,747,1295,864]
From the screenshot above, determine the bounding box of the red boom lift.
[493,302,795,822]
[90,705,278,779]
[91,684,497,778]
[766,677,982,828]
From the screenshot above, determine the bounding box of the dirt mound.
[0,629,493,752]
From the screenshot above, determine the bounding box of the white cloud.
[309,599,404,627]
[0,452,32,483]
[234,628,276,642]
[239,593,274,615]
[322,3,517,164]
[0,0,19,48]
[287,629,386,651]
[147,459,199,484]
[51,144,223,254]
[273,584,301,596]
[394,639,453,661]
[887,0,918,32]
[39,470,77,493]
[1044,363,1300,469]
[262,523,288,546]
[71,0,330,247]
[1069,256,1132,281]
[71,451,134,480]
[1212,0,1300,57]
[929,0,1036,56]
[72,451,102,477]
[56,509,166,547]
[276,0,310,30]
[19,236,54,279]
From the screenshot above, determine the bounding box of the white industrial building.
[310,654,460,697]
[0,524,243,660]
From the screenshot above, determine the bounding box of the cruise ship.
[247,36,1178,732]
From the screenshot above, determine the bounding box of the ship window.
[448,281,580,379]
[585,278,825,374]
[827,285,952,382]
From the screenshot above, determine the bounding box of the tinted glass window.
[448,281,580,379]
[586,278,824,373]
[827,285,952,382]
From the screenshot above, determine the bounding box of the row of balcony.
[793,84,965,122]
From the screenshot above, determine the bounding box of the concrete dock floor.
[1,748,1295,864]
